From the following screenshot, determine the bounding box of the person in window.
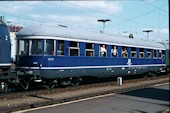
[100,45,107,57]
[147,53,151,58]
[122,47,127,57]
[111,46,117,57]
[58,44,64,55]
[57,50,63,55]
[133,53,136,58]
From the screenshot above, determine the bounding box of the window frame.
[159,50,162,59]
[99,44,107,57]
[44,39,55,56]
[30,39,43,56]
[57,40,64,56]
[139,52,144,58]
[153,50,158,59]
[147,49,152,59]
[69,41,80,56]
[111,45,118,57]
[121,46,128,58]
[131,51,137,58]
[18,39,29,56]
[85,49,94,57]
[147,52,151,59]
[131,47,136,58]
[139,48,145,58]
[85,43,94,57]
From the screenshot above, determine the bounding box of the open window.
[159,50,162,59]
[30,39,43,55]
[122,46,128,58]
[153,50,158,59]
[99,44,107,57]
[18,40,29,56]
[111,45,118,57]
[131,47,136,58]
[139,48,144,58]
[161,50,165,59]
[58,40,64,56]
[147,49,151,58]
[44,39,55,56]
[85,43,94,57]
[69,41,79,56]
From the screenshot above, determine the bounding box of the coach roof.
[17,25,165,50]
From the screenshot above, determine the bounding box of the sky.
[0,0,169,43]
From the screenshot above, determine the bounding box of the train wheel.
[42,80,57,90]
[0,82,8,93]
[143,72,157,78]
[151,72,157,77]
[143,73,148,78]
[71,77,82,86]
[19,77,33,90]
[48,83,55,90]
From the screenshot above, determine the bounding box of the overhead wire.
[0,10,101,33]
[141,0,168,13]
[45,1,168,39]
[1,1,167,30]
[0,1,168,39]
[62,1,157,28]
[114,3,168,26]
[1,11,127,37]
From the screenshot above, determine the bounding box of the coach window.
[44,39,55,55]
[162,50,165,58]
[111,45,117,57]
[99,44,107,57]
[147,49,151,58]
[122,46,128,58]
[58,40,64,56]
[153,50,158,59]
[139,48,144,58]
[18,40,29,55]
[131,47,136,58]
[159,50,162,59]
[85,43,94,57]
[30,39,43,55]
[69,41,79,56]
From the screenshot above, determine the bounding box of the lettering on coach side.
[48,58,54,61]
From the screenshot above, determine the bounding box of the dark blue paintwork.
[0,20,11,65]
[18,56,165,67]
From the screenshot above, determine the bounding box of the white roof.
[17,25,165,50]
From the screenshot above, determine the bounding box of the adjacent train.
[15,25,167,89]
[0,20,11,91]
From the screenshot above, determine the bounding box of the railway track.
[0,74,168,100]
[0,74,169,113]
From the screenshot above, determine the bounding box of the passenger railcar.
[16,25,166,89]
[0,20,11,91]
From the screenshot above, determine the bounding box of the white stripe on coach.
[17,64,166,70]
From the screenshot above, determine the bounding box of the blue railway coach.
[0,20,11,76]
[0,19,11,91]
[16,25,166,89]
